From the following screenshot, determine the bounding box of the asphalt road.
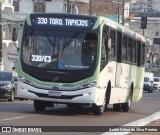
[0,90,160,135]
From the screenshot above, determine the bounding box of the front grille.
[28,90,83,99]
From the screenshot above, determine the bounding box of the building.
[129,0,160,75]
[13,0,67,14]
[2,0,89,71]
[130,0,152,14]
[1,0,133,71]
[130,0,160,17]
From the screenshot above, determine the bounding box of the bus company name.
[35,17,89,27]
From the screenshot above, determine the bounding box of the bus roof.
[25,13,98,29]
[102,16,145,42]
[26,13,145,42]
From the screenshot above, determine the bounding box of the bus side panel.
[17,81,98,104]
[115,63,130,103]
[118,63,144,103]
[99,61,118,104]
[107,62,144,104]
[132,67,144,102]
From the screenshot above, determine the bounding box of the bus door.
[115,31,122,87]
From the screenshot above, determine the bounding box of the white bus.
[13,13,146,115]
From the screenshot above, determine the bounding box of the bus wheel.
[34,100,46,112]
[113,103,121,111]
[92,104,104,115]
[121,94,131,112]
[103,96,108,112]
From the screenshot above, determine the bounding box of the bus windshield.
[22,29,98,71]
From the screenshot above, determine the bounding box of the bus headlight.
[80,81,97,89]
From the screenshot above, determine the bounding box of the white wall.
[17,0,65,14]
[19,0,33,14]
[46,0,64,13]
[152,0,160,11]
[3,0,13,6]
[2,0,66,71]
[3,42,17,71]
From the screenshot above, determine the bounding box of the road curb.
[101,111,160,135]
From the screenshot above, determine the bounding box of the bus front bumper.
[17,82,105,105]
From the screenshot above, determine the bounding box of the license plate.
[48,91,61,97]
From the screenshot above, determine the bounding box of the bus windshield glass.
[22,29,98,71]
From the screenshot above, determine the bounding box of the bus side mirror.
[12,28,18,41]
[107,38,111,51]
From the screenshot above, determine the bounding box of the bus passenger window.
[137,41,141,66]
[128,38,132,62]
[117,31,122,62]
[110,30,116,59]
[141,42,145,65]
[132,40,137,64]
[122,36,127,61]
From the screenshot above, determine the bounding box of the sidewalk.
[102,111,160,135]
[128,119,160,135]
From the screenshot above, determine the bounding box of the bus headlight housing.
[80,81,97,89]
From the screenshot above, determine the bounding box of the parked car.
[143,83,153,93]
[153,77,160,90]
[143,72,154,93]
[0,71,17,102]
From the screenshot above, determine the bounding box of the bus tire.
[113,103,121,111]
[121,92,132,112]
[92,104,104,115]
[104,82,111,112]
[104,96,108,112]
[34,100,46,112]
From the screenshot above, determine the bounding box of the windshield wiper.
[61,31,81,56]
[43,30,57,55]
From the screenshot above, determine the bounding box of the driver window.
[101,28,109,70]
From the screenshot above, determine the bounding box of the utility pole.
[0,0,3,71]
[112,0,120,23]
[141,3,147,36]
[117,0,120,23]
[89,0,92,15]
[122,0,125,26]
[112,0,123,24]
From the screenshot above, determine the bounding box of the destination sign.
[32,17,93,28]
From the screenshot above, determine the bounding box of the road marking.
[0,115,34,122]
[101,111,160,135]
